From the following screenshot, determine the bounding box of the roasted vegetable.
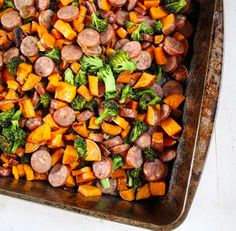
[6,56,22,76]
[119,84,135,104]
[75,69,87,86]
[80,55,103,73]
[125,20,136,29]
[131,22,154,41]
[44,48,61,63]
[99,178,111,189]
[38,93,52,109]
[74,137,87,158]
[72,0,79,6]
[152,20,163,34]
[143,148,160,161]
[163,0,187,13]
[90,12,108,32]
[0,109,15,127]
[0,135,12,153]
[128,120,148,143]
[110,154,124,170]
[64,68,75,85]
[71,95,87,111]
[127,168,143,189]
[3,0,15,9]
[84,99,98,112]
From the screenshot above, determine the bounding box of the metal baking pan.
[0,0,223,230]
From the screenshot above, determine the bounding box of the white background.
[0,1,235,230]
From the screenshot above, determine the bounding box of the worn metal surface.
[0,0,223,230]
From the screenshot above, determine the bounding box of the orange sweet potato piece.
[43,113,59,131]
[136,183,151,200]
[72,122,89,137]
[101,121,122,136]
[76,171,96,183]
[12,166,19,180]
[154,46,168,65]
[116,71,132,84]
[161,117,182,137]
[78,185,102,197]
[25,143,40,153]
[62,145,78,164]
[146,106,161,126]
[149,181,166,196]
[23,164,34,181]
[88,117,100,130]
[22,73,41,91]
[133,72,156,89]
[161,13,175,35]
[117,177,128,191]
[27,123,51,144]
[19,98,36,118]
[149,6,168,20]
[47,132,63,149]
[16,164,25,177]
[88,75,99,96]
[85,139,102,161]
[119,188,135,201]
[72,166,92,176]
[65,174,76,187]
[163,94,185,110]
[152,132,164,152]
[112,116,129,130]
[111,168,126,179]
[55,82,77,103]
[77,84,93,101]
[51,148,64,166]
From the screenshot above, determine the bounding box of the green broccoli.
[95,101,118,125]
[74,137,87,158]
[0,109,15,127]
[131,22,154,41]
[71,95,87,111]
[38,93,52,109]
[163,0,187,13]
[143,148,160,162]
[84,99,98,112]
[119,84,135,104]
[75,69,87,86]
[152,20,163,34]
[0,135,12,153]
[97,64,117,100]
[6,56,22,76]
[50,0,55,11]
[99,178,111,189]
[22,17,34,24]
[125,20,136,29]
[72,0,79,6]
[90,12,108,32]
[44,48,61,63]
[127,168,143,189]
[109,50,136,73]
[110,154,124,170]
[3,0,15,9]
[80,55,103,73]
[64,68,75,85]
[128,120,148,143]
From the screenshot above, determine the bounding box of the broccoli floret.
[127,168,142,189]
[72,0,78,6]
[90,12,108,32]
[125,20,136,29]
[0,135,12,153]
[44,48,61,63]
[71,95,87,111]
[75,69,87,87]
[110,154,124,170]
[110,50,136,73]
[22,17,34,24]
[131,22,154,41]
[39,93,52,109]
[84,99,98,112]
[21,154,31,164]
[97,64,117,100]
[64,68,74,85]
[163,0,187,13]
[99,178,111,189]
[74,137,87,158]
[0,109,15,127]
[152,20,163,34]
[3,0,15,9]
[80,55,103,73]
[95,101,118,124]
[119,84,135,104]
[143,148,160,162]
[6,56,22,76]
[128,120,148,143]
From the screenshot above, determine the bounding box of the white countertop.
[0,1,236,230]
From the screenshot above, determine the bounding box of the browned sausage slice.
[172,64,188,82]
[31,150,52,173]
[135,132,151,150]
[76,110,94,122]
[134,50,152,71]
[164,37,185,56]
[36,0,50,11]
[34,56,55,77]
[99,144,111,157]
[77,28,100,49]
[25,116,43,131]
[143,159,165,181]
[92,158,112,179]
[160,149,176,162]
[3,47,19,64]
[20,36,39,57]
[116,10,128,26]
[177,20,193,38]
[126,0,138,11]
[119,108,138,119]
[109,0,127,7]
[161,104,171,121]
[162,80,184,97]
[0,166,12,176]
[48,164,69,187]
[103,136,123,149]
[126,146,143,168]
[141,41,151,49]
[162,56,178,73]
[82,45,102,57]
[38,9,54,29]
[53,106,75,127]
[96,178,117,194]
[19,6,36,19]
[122,41,142,58]
[61,45,82,63]
[14,0,34,11]
[109,144,130,153]
[151,84,163,98]
[57,5,79,22]
[114,38,129,50]
[1,11,22,31]
[175,14,186,31]
[100,24,115,45]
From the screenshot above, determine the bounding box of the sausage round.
[135,132,151,150]
[3,47,19,64]
[172,64,189,82]
[36,0,50,11]
[31,150,52,173]
[115,38,129,50]
[151,84,164,98]
[109,144,130,153]
[119,108,138,119]
[0,166,12,176]
[162,56,178,73]
[76,110,94,122]
[103,136,123,149]
[143,159,165,181]
[19,6,36,19]
[20,36,39,57]
[34,56,55,77]
[126,0,138,11]
[141,41,151,49]
[100,24,115,45]
[164,37,185,56]
[116,10,128,26]
[175,14,186,31]
[161,104,171,121]
[53,106,75,127]
[109,0,127,7]
[162,80,184,97]
[99,144,111,157]
[92,158,112,179]
[77,28,100,49]
[38,9,54,29]
[14,0,34,11]
[177,20,193,38]
[25,116,43,131]
[1,11,22,31]
[82,45,102,57]
[57,5,79,22]
[48,164,69,187]
[122,41,142,58]
[134,50,152,71]
[96,178,117,194]
[61,45,82,63]
[160,149,176,162]
[126,146,143,168]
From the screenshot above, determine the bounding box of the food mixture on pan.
[0,0,192,201]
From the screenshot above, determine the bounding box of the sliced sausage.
[96,178,117,194]
[48,164,69,187]
[36,0,50,11]
[172,64,188,82]
[141,41,151,49]
[3,47,19,64]
[126,146,143,168]
[19,6,36,19]
[76,110,94,122]
[164,36,185,56]
[14,26,25,48]
[31,150,52,173]
[143,34,153,42]
[34,56,55,77]
[99,144,111,157]
[82,45,102,57]
[57,5,79,22]
[135,132,151,150]
[115,38,129,50]
[32,91,40,107]
[109,144,130,154]
[126,0,138,11]
[177,20,193,38]
[61,45,82,63]
[77,28,100,49]
[143,159,165,181]
[88,133,104,143]
[100,24,115,45]
[175,14,186,31]
[84,1,96,14]
[53,106,75,127]
[1,11,22,31]
[25,116,43,131]
[161,104,171,121]
[0,166,12,176]
[160,149,176,162]
[116,10,128,26]
[103,136,123,149]
[162,80,184,97]
[134,50,152,71]
[38,9,54,29]
[119,108,138,119]
[109,0,126,7]
[93,158,112,179]
[162,56,178,73]
[141,16,155,26]
[14,0,34,11]
[8,158,20,167]
[122,41,142,58]
[20,36,39,57]
[151,84,164,98]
